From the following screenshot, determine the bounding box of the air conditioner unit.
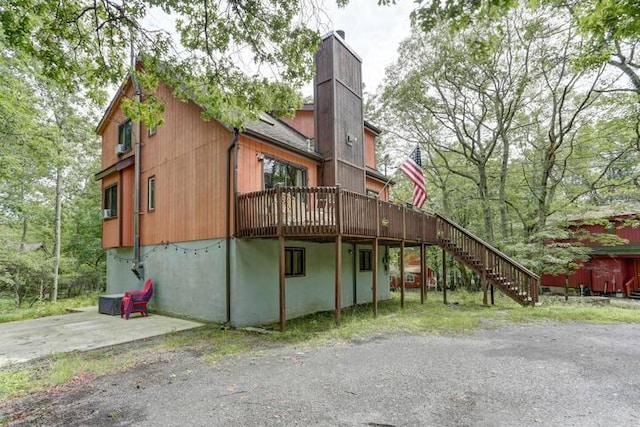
[103,209,112,219]
[115,144,127,155]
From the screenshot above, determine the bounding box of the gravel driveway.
[2,322,639,426]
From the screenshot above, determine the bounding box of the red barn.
[541,213,640,298]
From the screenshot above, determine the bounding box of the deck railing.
[236,186,437,243]
[436,214,539,304]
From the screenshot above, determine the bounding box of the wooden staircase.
[436,214,539,306]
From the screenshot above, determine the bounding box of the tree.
[381,9,536,241]
[1,0,328,128]
[412,1,640,94]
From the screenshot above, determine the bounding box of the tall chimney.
[314,31,365,193]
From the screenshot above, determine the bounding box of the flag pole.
[378,168,398,200]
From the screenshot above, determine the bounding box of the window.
[118,120,132,150]
[359,249,372,271]
[405,273,415,283]
[285,247,305,277]
[148,125,157,136]
[366,190,379,198]
[263,157,306,189]
[148,176,156,211]
[104,185,117,218]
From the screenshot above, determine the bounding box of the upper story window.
[103,185,117,218]
[148,176,156,212]
[118,120,132,151]
[263,157,306,189]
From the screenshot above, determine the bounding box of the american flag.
[400,145,427,208]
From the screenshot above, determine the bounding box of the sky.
[307,0,416,96]
[144,0,416,98]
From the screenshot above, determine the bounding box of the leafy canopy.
[0,0,326,128]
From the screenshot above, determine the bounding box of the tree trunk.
[478,165,494,242]
[499,136,510,240]
[51,164,63,303]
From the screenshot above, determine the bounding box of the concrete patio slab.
[0,309,204,368]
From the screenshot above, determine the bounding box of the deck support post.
[420,243,426,304]
[400,241,405,308]
[490,283,495,305]
[442,248,447,305]
[372,237,378,318]
[482,275,488,306]
[278,235,286,331]
[335,235,342,326]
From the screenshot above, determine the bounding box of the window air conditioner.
[103,209,112,219]
[115,144,127,155]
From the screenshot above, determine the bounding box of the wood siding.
[364,128,376,169]
[99,82,232,247]
[102,174,120,249]
[315,33,365,193]
[366,177,389,201]
[280,109,314,139]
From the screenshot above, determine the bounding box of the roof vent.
[259,114,275,126]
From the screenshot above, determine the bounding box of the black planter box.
[98,293,124,315]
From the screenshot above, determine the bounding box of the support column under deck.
[442,248,447,305]
[420,243,426,304]
[335,235,342,326]
[372,238,378,318]
[279,235,286,331]
[400,241,405,308]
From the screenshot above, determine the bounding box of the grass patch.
[2,290,640,402]
[0,294,99,324]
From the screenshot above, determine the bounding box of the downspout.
[131,70,143,280]
[225,128,240,324]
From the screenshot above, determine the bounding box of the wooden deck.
[236,186,437,244]
[236,186,539,330]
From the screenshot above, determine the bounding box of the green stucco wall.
[231,239,390,326]
[106,240,227,322]
[106,238,391,325]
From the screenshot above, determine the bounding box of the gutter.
[225,128,240,324]
[131,69,144,280]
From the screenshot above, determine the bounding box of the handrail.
[624,276,636,297]
[435,213,539,279]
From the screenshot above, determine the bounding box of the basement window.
[285,247,305,277]
[359,249,372,271]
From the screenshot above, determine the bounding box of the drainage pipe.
[225,129,240,323]
[131,67,143,280]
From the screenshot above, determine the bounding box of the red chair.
[120,278,153,319]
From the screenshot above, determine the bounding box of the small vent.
[259,115,275,126]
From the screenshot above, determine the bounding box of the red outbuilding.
[541,213,640,298]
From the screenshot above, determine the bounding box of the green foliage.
[0,294,98,323]
[1,0,325,128]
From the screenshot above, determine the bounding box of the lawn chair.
[120,278,153,320]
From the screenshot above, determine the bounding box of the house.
[96,32,540,328]
[390,250,436,291]
[541,213,640,298]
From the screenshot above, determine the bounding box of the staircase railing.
[624,276,637,297]
[436,214,539,306]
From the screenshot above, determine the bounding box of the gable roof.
[244,113,319,158]
[96,77,322,160]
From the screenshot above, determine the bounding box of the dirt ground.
[2,321,640,426]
